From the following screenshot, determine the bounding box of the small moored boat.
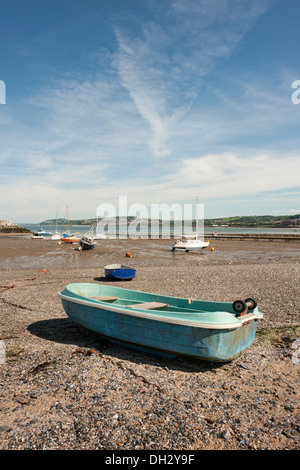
[171,194,209,252]
[51,233,61,241]
[59,284,263,362]
[80,235,96,250]
[30,234,44,239]
[172,238,209,251]
[60,233,80,243]
[31,228,52,239]
[36,228,52,236]
[104,264,137,280]
[60,206,80,243]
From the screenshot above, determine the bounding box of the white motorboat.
[51,207,61,240]
[36,228,52,236]
[172,238,209,251]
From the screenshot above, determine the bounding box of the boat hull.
[104,264,136,281]
[59,284,262,362]
[80,242,95,250]
[36,229,52,236]
[80,239,96,250]
[172,239,209,252]
[60,237,80,243]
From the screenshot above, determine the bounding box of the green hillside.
[205,214,300,227]
[40,214,300,228]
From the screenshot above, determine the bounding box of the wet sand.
[0,235,299,450]
[1,233,300,270]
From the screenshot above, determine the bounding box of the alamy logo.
[0,80,6,104]
[291,80,300,105]
[96,195,204,239]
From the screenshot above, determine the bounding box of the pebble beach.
[0,234,299,451]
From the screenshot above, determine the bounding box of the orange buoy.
[126,251,132,257]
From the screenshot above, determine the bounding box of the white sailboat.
[51,206,61,240]
[52,233,61,241]
[60,206,80,243]
[172,195,209,252]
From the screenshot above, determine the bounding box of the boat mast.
[55,205,58,234]
[67,206,70,233]
[196,193,199,239]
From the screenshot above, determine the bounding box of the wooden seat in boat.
[127,301,168,310]
[91,295,119,302]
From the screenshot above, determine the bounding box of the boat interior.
[61,283,260,323]
[78,287,240,318]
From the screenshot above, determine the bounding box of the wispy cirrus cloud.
[114,0,271,158]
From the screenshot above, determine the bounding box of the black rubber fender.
[232,299,247,314]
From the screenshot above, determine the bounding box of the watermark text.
[96,196,204,239]
[0,80,6,104]
[291,80,300,105]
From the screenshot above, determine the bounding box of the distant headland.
[0,220,31,234]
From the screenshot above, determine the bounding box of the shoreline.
[0,237,299,450]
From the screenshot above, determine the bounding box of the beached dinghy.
[104,264,137,281]
[59,284,263,362]
[36,228,52,236]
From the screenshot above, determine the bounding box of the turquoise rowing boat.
[59,283,263,362]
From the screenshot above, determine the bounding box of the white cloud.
[174,152,300,199]
[2,146,299,222]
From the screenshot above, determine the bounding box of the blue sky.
[0,0,299,223]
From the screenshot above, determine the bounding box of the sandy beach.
[0,235,299,450]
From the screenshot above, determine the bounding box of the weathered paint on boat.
[59,283,263,362]
[104,264,137,280]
